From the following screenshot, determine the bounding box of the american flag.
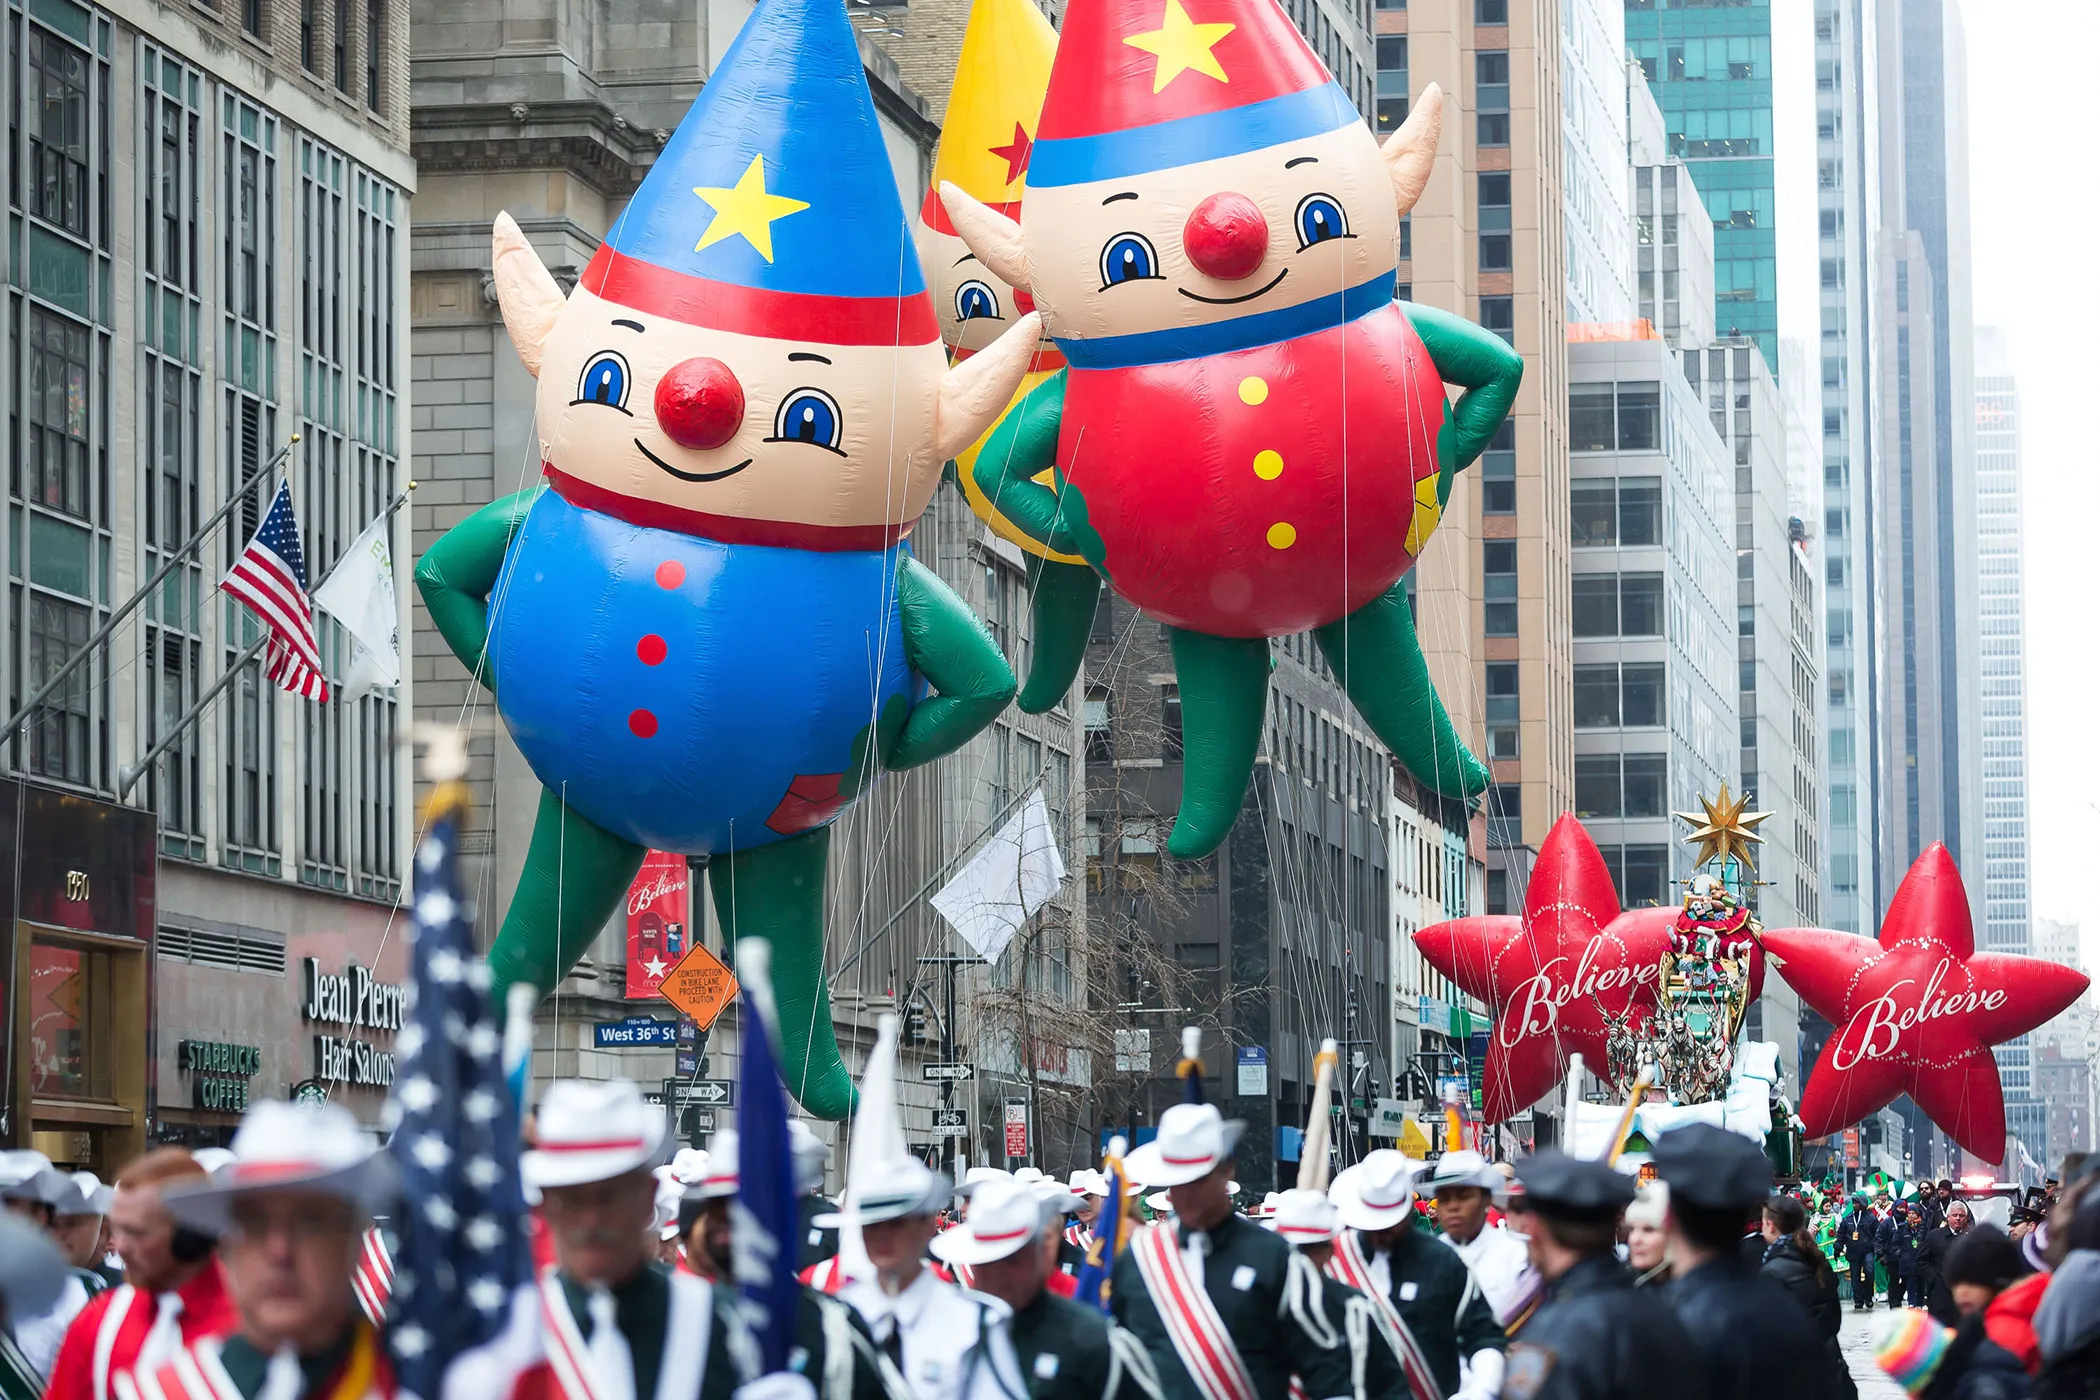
[381,795,535,1398]
[222,480,330,702]
[353,1226,395,1325]
[732,943,801,1375]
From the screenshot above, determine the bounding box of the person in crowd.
[1875,1305,2031,1400]
[1332,1150,1505,1400]
[519,1079,738,1400]
[46,1149,238,1400]
[1759,1194,1854,1399]
[132,1101,398,1400]
[791,1124,839,1273]
[836,1152,1024,1400]
[1266,1188,1410,1400]
[1648,1124,1825,1400]
[1426,1151,1537,1329]
[1946,1227,2043,1376]
[0,1153,101,1379]
[1842,1193,1882,1310]
[1499,1149,1694,1398]
[940,1176,1156,1400]
[1920,1202,1978,1325]
[1112,1104,1353,1400]
[1885,1201,1928,1309]
[1623,1183,1672,1287]
[54,1175,120,1289]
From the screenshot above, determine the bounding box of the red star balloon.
[1416,814,1681,1121]
[1765,843,2089,1161]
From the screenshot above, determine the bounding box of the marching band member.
[679,1132,903,1400]
[938,1177,1157,1400]
[1424,1153,1541,1334]
[1111,1102,1352,1400]
[516,1079,738,1400]
[121,1101,398,1400]
[1330,1152,1505,1399]
[46,1150,236,1400]
[1059,1174,1109,1278]
[833,1155,1027,1400]
[1268,1189,1409,1400]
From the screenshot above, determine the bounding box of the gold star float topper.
[692,153,811,263]
[1673,782,1773,872]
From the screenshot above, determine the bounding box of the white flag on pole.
[930,789,1067,965]
[312,514,400,703]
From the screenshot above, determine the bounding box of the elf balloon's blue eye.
[576,351,631,410]
[1295,194,1350,250]
[955,280,1002,322]
[1100,233,1160,287]
[771,388,844,454]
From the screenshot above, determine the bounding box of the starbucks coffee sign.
[301,959,404,1091]
[178,1039,261,1112]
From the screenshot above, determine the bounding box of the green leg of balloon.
[709,827,852,1119]
[1017,557,1101,714]
[484,787,648,1000]
[1164,628,1273,859]
[1313,584,1489,800]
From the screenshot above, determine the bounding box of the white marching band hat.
[1424,1150,1502,1193]
[1124,1103,1245,1188]
[1330,1150,1422,1233]
[162,1100,395,1234]
[931,1177,1053,1267]
[521,1079,669,1190]
[1269,1187,1340,1244]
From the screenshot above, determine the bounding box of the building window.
[301,0,316,69]
[1598,844,1670,906]
[1480,294,1513,345]
[1485,661,1518,759]
[244,0,262,37]
[1483,540,1517,636]
[1477,171,1511,271]
[1572,573,1664,638]
[334,0,350,91]
[1162,682,1183,759]
[365,0,380,111]
[1487,782,1521,848]
[1475,51,1509,147]
[1575,664,1667,731]
[141,45,207,853]
[1569,381,1664,452]
[1374,34,1407,133]
[25,27,92,240]
[1474,0,1506,19]
[1481,419,1515,514]
[1570,476,1661,547]
[26,307,91,519]
[1084,687,1112,762]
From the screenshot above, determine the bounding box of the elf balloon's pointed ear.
[490,211,567,378]
[1381,82,1444,220]
[935,311,1044,461]
[940,182,1032,292]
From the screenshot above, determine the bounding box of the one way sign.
[663,1078,734,1107]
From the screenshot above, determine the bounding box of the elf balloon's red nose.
[655,357,745,451]
[1184,192,1270,281]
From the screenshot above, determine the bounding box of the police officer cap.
[1512,1149,1635,1222]
[1648,1123,1772,1211]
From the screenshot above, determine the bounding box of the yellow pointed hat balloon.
[917,0,1084,567]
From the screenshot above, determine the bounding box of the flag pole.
[1,434,301,754]
[116,481,417,797]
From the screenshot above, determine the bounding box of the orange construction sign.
[659,942,739,1032]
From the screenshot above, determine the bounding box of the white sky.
[1962,0,2100,959]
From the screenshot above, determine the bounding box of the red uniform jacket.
[46,1262,239,1400]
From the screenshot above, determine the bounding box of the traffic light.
[905,1001,929,1044]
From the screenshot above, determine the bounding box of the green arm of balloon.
[887,555,1018,769]
[1163,627,1274,860]
[968,370,1091,558]
[1017,556,1103,715]
[412,487,540,692]
[1404,302,1525,506]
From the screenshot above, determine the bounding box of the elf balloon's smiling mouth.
[1178,268,1289,306]
[635,439,752,483]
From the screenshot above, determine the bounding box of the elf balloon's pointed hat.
[920,0,1057,233]
[580,0,936,347]
[1026,0,1356,189]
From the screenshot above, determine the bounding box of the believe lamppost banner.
[626,850,691,999]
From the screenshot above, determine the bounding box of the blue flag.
[734,942,801,1375]
[383,796,535,1397]
[1073,1136,1132,1313]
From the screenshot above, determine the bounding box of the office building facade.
[0,0,416,1160]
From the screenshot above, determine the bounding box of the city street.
[1841,1305,1909,1399]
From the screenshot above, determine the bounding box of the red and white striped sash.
[1325,1233,1443,1400]
[1064,1222,1090,1250]
[1129,1223,1257,1400]
[353,1229,394,1326]
[538,1274,610,1400]
[91,1285,142,1400]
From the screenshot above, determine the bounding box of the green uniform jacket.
[1110,1215,1351,1400]
[795,1286,909,1400]
[1316,1276,1406,1400]
[1008,1287,1159,1400]
[1355,1228,1505,1396]
[557,1267,740,1400]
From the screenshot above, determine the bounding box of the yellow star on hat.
[1673,783,1773,872]
[1124,0,1235,94]
[692,153,811,262]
